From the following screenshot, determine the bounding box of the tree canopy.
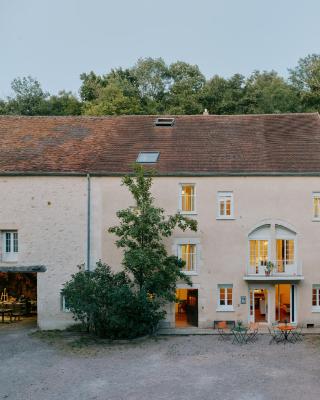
[1,54,320,116]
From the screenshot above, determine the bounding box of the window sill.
[216,307,234,312]
[312,218,320,222]
[182,271,198,276]
[0,260,18,264]
[312,308,320,313]
[216,217,235,221]
[179,211,197,216]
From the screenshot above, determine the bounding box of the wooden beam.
[0,265,46,273]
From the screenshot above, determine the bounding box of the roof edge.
[0,112,318,120]
[1,171,320,177]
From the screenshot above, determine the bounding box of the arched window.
[248,223,297,275]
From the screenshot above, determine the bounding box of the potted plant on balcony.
[265,261,275,276]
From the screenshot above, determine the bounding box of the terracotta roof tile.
[0,113,319,175]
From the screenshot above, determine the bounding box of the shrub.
[62,262,164,339]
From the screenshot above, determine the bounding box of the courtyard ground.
[1,321,320,400]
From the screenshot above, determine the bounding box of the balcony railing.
[246,259,302,277]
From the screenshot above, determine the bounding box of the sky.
[0,0,320,98]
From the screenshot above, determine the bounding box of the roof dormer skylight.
[136,151,160,163]
[154,118,175,127]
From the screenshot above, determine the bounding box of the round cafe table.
[278,325,295,341]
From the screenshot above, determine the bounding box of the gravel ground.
[1,320,320,400]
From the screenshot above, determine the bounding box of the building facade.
[0,114,320,329]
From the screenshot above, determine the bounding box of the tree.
[62,166,197,338]
[131,57,170,113]
[108,164,197,302]
[6,76,49,115]
[83,79,142,115]
[79,71,107,102]
[243,71,300,114]
[289,54,320,111]
[202,74,246,114]
[44,91,82,115]
[166,61,205,114]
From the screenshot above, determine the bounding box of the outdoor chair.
[216,321,229,341]
[11,303,23,322]
[247,323,259,342]
[268,326,284,344]
[290,325,303,342]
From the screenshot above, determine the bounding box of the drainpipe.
[86,173,91,271]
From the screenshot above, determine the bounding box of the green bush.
[61,262,164,339]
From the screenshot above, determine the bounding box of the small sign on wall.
[240,296,246,305]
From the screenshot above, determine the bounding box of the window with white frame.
[249,240,269,271]
[178,244,196,272]
[61,295,71,312]
[313,193,320,220]
[312,285,320,311]
[217,284,233,311]
[217,192,234,219]
[179,184,195,213]
[2,231,18,262]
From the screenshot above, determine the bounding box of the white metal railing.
[247,259,301,276]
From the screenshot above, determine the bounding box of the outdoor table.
[278,325,295,342]
[0,308,13,323]
[232,326,248,344]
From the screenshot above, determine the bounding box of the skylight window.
[154,118,175,127]
[136,152,160,163]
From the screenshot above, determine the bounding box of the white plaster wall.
[0,177,87,329]
[96,176,320,328]
[2,175,320,330]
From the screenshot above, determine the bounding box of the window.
[312,285,320,311]
[2,231,18,262]
[249,240,269,271]
[154,117,175,127]
[217,192,234,219]
[180,184,195,213]
[61,295,71,312]
[276,239,294,272]
[136,152,160,163]
[178,244,196,272]
[313,193,320,220]
[217,284,233,311]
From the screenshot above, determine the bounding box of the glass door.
[275,284,294,323]
[249,288,268,323]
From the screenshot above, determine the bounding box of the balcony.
[244,260,304,281]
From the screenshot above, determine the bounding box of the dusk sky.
[1,0,320,98]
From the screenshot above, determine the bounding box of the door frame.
[248,285,270,324]
[275,283,297,324]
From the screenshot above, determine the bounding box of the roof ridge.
[0,112,318,120]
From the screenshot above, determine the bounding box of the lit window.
[136,152,160,163]
[249,240,269,272]
[276,239,294,272]
[2,231,18,262]
[217,192,234,219]
[218,285,233,310]
[180,184,195,213]
[178,244,196,271]
[313,193,320,220]
[312,285,320,310]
